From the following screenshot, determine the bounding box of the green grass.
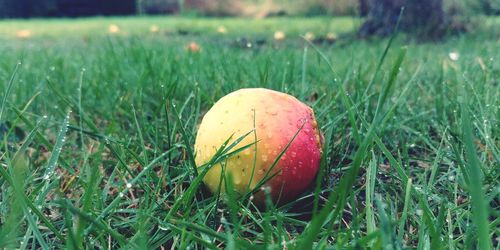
[0,16,498,249]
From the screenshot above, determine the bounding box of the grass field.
[0,16,498,249]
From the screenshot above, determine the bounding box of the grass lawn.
[0,16,498,249]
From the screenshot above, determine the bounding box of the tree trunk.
[358,0,448,38]
[359,0,371,16]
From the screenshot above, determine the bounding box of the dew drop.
[233,178,241,185]
[262,155,268,162]
[416,209,423,216]
[266,109,278,116]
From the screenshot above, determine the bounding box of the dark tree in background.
[0,0,136,18]
[358,0,465,38]
[0,0,58,17]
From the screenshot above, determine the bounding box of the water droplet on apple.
[267,132,273,138]
[262,155,268,162]
[233,177,241,185]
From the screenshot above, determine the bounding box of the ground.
[0,16,498,249]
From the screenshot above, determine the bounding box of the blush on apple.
[194,88,322,205]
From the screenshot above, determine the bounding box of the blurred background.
[1,0,499,19]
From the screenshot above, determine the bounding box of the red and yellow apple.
[194,88,322,204]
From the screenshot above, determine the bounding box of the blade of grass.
[94,150,171,221]
[171,100,198,175]
[131,104,149,163]
[461,98,491,250]
[363,7,405,98]
[312,125,333,215]
[36,110,70,203]
[397,178,412,242]
[0,62,20,123]
[366,152,377,235]
[57,199,129,247]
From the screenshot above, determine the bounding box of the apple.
[194,88,322,205]
[274,31,286,41]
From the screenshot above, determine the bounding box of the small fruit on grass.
[217,26,227,34]
[150,24,159,33]
[195,88,322,205]
[326,32,337,42]
[108,24,120,34]
[186,42,201,52]
[274,31,286,41]
[304,32,315,41]
[15,29,32,39]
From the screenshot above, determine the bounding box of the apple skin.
[194,88,322,204]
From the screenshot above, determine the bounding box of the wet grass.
[0,16,498,249]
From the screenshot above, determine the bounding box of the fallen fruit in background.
[186,41,201,52]
[194,88,322,205]
[217,26,227,34]
[108,24,120,34]
[304,32,315,41]
[15,29,32,39]
[274,31,286,41]
[326,32,337,42]
[150,24,159,33]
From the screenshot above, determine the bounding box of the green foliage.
[0,16,498,249]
